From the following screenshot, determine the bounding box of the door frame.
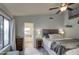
[23,22,34,49]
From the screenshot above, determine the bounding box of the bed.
[42,29,63,55]
[42,29,79,55]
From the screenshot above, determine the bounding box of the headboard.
[42,29,59,38]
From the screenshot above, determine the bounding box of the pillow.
[49,34,63,40]
[49,34,54,39]
[53,34,63,39]
[43,34,49,38]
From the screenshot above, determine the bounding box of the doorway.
[24,23,34,49]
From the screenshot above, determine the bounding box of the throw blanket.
[50,42,66,55]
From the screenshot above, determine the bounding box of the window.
[4,18,10,46]
[0,16,3,50]
[0,15,10,50]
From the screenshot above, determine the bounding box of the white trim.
[0,45,10,54]
[0,9,11,20]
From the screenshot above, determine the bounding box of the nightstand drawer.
[36,39,43,49]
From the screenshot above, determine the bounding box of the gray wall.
[15,13,64,47]
[15,10,79,48]
[15,13,64,38]
[64,10,79,39]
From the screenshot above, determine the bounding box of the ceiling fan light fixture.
[60,5,68,12]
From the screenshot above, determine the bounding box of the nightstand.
[36,39,43,49]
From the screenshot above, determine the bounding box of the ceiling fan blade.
[56,10,60,14]
[67,8,73,11]
[68,3,75,5]
[49,7,59,10]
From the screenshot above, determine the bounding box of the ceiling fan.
[49,3,75,14]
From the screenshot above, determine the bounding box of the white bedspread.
[43,38,52,48]
[43,38,56,55]
[65,48,79,55]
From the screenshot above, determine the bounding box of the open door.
[24,22,34,49]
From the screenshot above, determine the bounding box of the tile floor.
[20,41,49,55]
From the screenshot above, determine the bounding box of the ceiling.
[3,3,79,16]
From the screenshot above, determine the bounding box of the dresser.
[16,37,23,51]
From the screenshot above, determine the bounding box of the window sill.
[0,45,10,55]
